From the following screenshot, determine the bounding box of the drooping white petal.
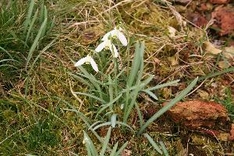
[109,29,119,38]
[102,31,112,41]
[95,41,106,52]
[117,31,127,46]
[74,55,99,72]
[90,57,98,72]
[102,27,127,42]
[74,57,87,67]
[110,44,119,58]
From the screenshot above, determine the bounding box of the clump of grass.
[68,24,198,155]
[0,93,64,155]
[82,127,128,156]
[0,0,54,84]
[1,0,233,155]
[215,88,234,121]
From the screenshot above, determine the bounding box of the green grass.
[0,0,54,83]
[215,87,234,121]
[0,0,233,155]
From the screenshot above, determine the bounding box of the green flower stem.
[113,57,119,104]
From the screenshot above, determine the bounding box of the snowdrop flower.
[102,27,128,46]
[95,38,119,58]
[74,55,98,72]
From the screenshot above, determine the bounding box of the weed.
[215,88,234,121]
[1,0,233,155]
[0,0,54,83]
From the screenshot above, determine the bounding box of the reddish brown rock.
[164,100,229,129]
[212,7,234,36]
[210,0,229,4]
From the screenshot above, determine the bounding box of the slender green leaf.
[93,122,111,131]
[111,114,117,128]
[159,141,169,156]
[89,121,103,131]
[127,41,143,87]
[0,46,13,59]
[73,92,106,103]
[142,90,158,100]
[93,121,134,132]
[29,37,57,72]
[39,0,45,23]
[25,9,39,44]
[136,41,145,84]
[110,142,119,156]
[197,66,234,82]
[0,64,18,69]
[144,133,162,154]
[134,101,144,127]
[140,74,154,87]
[40,6,48,37]
[78,66,103,98]
[96,93,122,116]
[123,74,153,123]
[108,75,114,107]
[83,131,98,156]
[123,85,139,123]
[62,99,109,150]
[0,59,16,63]
[115,121,134,132]
[116,142,128,155]
[100,127,112,156]
[68,72,92,87]
[145,80,180,91]
[61,99,91,127]
[63,108,91,127]
[24,0,35,34]
[26,17,48,68]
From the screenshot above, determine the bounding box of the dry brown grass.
[1,0,233,155]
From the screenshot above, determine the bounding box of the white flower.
[74,55,98,72]
[95,38,119,58]
[102,27,128,46]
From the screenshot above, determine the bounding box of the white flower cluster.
[74,27,128,72]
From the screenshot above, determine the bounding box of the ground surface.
[0,0,233,155]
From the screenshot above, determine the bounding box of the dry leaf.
[217,132,230,141]
[79,24,104,45]
[223,46,234,59]
[168,4,187,27]
[153,57,161,65]
[168,53,179,66]
[218,61,230,69]
[197,89,209,100]
[168,56,178,66]
[204,41,222,55]
[162,88,172,99]
[168,26,177,38]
